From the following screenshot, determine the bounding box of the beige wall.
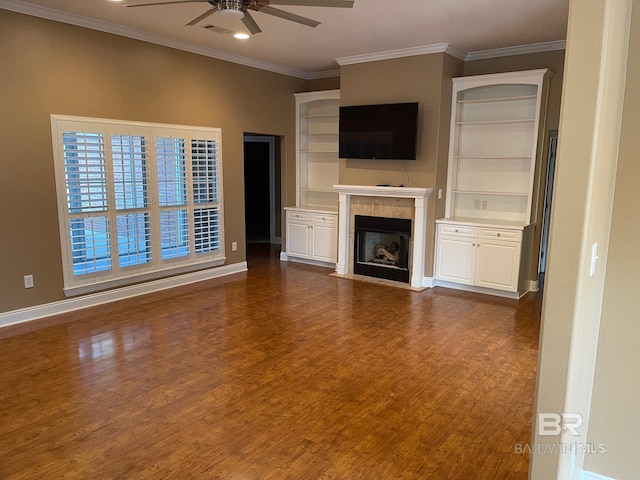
[464,50,566,281]
[0,10,306,314]
[531,0,633,478]
[303,76,340,92]
[339,53,464,276]
[584,1,640,477]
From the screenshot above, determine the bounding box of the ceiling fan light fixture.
[219,0,245,19]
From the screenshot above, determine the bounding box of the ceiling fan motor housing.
[218,0,246,18]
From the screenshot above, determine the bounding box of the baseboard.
[282,255,336,269]
[0,262,248,329]
[434,280,520,299]
[581,470,616,480]
[421,276,435,288]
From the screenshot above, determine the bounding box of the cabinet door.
[475,240,520,292]
[286,221,310,257]
[435,235,476,285]
[311,224,337,262]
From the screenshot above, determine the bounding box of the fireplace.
[334,185,433,290]
[354,215,411,283]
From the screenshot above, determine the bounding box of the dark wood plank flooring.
[0,244,542,479]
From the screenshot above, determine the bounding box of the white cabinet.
[284,207,337,265]
[294,90,340,209]
[435,220,534,298]
[435,224,477,285]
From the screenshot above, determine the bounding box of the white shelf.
[454,155,531,160]
[300,153,338,162]
[457,94,537,104]
[300,188,337,193]
[301,149,339,154]
[294,90,340,209]
[451,190,529,197]
[301,114,339,119]
[445,69,552,224]
[456,119,535,126]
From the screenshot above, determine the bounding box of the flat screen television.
[339,102,419,160]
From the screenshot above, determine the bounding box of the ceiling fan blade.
[242,11,263,35]
[258,6,320,27]
[124,0,209,7]
[204,25,233,34]
[268,0,354,7]
[185,7,218,26]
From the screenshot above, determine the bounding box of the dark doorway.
[244,141,270,243]
[243,135,281,248]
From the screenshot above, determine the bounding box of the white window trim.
[51,115,225,297]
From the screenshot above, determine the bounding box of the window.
[51,116,224,296]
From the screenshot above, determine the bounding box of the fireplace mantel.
[334,184,431,199]
[333,185,433,289]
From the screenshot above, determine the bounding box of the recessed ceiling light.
[234,33,250,40]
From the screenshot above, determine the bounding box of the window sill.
[63,257,226,297]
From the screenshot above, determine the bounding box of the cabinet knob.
[455,229,459,232]
[497,233,501,237]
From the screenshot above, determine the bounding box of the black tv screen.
[339,102,419,160]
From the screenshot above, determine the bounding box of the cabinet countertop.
[436,217,534,230]
[285,206,338,215]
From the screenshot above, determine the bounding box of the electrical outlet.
[481,200,488,210]
[474,199,481,209]
[232,241,238,252]
[24,274,34,289]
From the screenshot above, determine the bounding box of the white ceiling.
[1,0,569,78]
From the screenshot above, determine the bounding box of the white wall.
[530,0,633,478]
[583,2,640,478]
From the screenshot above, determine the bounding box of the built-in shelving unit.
[444,70,552,224]
[295,90,340,210]
[283,90,340,267]
[436,69,552,298]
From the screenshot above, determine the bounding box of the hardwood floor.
[0,245,542,479]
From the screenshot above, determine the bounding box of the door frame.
[538,130,558,276]
[243,135,278,244]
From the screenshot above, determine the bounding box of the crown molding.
[465,40,567,61]
[0,0,314,79]
[306,68,340,80]
[336,43,466,66]
[334,40,565,67]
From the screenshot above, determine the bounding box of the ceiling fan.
[124,0,355,36]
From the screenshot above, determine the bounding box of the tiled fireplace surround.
[334,185,433,290]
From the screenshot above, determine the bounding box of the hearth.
[354,215,411,283]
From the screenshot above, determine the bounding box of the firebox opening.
[354,215,411,283]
